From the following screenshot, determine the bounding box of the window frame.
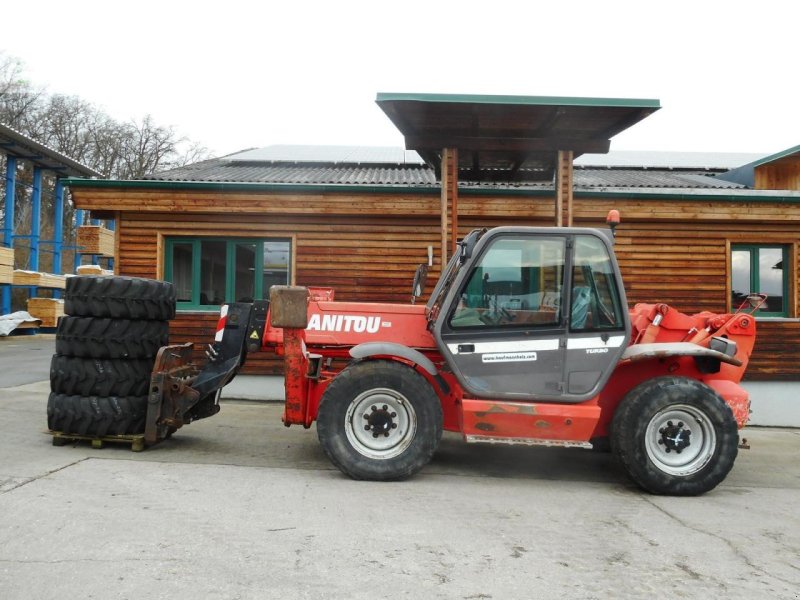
[729,243,790,318]
[164,236,292,311]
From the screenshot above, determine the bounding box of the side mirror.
[411,264,428,304]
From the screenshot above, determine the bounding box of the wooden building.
[63,95,800,423]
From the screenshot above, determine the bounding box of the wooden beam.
[406,135,609,154]
[440,147,458,264]
[555,150,574,227]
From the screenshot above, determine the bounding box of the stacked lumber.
[76,264,114,276]
[0,246,12,284]
[27,297,65,328]
[12,270,67,289]
[77,226,115,257]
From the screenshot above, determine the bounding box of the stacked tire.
[47,276,176,438]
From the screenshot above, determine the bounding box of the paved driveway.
[1,371,798,599]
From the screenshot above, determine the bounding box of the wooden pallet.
[77,225,115,257]
[12,270,67,289]
[49,430,147,452]
[27,297,65,328]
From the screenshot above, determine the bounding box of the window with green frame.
[165,238,292,309]
[731,244,789,317]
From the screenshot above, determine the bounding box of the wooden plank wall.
[74,187,800,380]
[755,161,800,191]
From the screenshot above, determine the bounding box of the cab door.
[564,234,630,397]
[432,228,629,403]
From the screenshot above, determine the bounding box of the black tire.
[611,376,739,496]
[50,354,154,397]
[47,393,148,436]
[55,316,169,359]
[316,360,443,481]
[65,276,176,320]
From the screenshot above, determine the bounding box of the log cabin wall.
[72,186,800,380]
[755,159,800,191]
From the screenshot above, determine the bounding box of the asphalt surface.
[0,334,55,387]
[1,335,799,599]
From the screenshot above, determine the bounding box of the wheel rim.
[344,388,417,460]
[645,404,717,477]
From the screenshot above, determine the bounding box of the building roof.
[0,122,102,178]
[141,146,746,191]
[716,145,800,187]
[375,93,660,181]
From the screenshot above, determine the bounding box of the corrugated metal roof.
[146,159,743,190]
[147,158,436,185]
[146,146,764,190]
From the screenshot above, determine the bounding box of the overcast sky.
[3,0,798,158]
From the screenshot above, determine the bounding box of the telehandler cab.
[146,215,758,496]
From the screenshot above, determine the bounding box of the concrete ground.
[1,337,799,599]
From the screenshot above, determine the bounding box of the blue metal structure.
[0,123,101,317]
[1,156,17,314]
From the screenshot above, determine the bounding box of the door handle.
[457,344,475,354]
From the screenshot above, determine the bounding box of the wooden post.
[440,147,458,264]
[555,150,574,227]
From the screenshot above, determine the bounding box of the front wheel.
[316,360,443,481]
[611,376,739,496]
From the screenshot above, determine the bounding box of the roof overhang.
[0,122,102,178]
[376,93,660,181]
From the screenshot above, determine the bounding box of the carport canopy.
[376,92,659,181]
[376,92,660,260]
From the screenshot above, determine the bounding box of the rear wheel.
[611,376,739,496]
[316,360,443,481]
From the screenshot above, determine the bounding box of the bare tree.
[0,51,211,300]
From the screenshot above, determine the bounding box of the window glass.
[450,237,565,328]
[731,249,751,308]
[171,242,193,303]
[235,242,257,302]
[571,235,624,330]
[758,248,784,314]
[731,245,788,316]
[263,239,291,293]
[200,240,227,305]
[167,237,293,310]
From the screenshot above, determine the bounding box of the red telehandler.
[145,215,758,495]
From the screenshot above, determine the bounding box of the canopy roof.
[0,122,101,178]
[376,93,660,181]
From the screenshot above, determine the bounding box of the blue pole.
[74,208,84,272]
[53,179,64,274]
[2,156,17,315]
[2,156,16,246]
[30,168,42,270]
[29,167,43,300]
[52,180,65,298]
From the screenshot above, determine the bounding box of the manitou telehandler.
[143,214,758,496]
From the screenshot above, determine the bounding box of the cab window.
[570,235,624,330]
[450,236,565,328]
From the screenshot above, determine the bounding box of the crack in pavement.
[641,495,799,589]
[0,457,90,495]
